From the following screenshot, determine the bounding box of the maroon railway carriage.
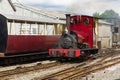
[0,14,62,57]
[49,14,98,58]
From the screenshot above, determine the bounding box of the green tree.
[93,9,119,18]
[101,10,119,18]
[93,12,102,18]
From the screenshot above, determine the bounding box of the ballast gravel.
[81,63,120,80]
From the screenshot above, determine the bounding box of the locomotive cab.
[49,14,98,58]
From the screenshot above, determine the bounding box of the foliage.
[93,9,119,18]
[93,12,102,18]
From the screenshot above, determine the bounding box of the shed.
[98,20,113,49]
[0,0,66,36]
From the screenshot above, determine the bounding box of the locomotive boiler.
[49,14,98,58]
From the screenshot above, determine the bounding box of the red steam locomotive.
[49,14,98,58]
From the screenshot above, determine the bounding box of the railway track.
[0,61,62,79]
[66,56,120,80]
[40,49,120,80]
[1,49,120,80]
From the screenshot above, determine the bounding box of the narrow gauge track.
[0,62,62,79]
[41,50,120,80]
[70,57,120,80]
[64,56,120,80]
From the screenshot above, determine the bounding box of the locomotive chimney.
[66,14,71,33]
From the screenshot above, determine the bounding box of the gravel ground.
[80,53,120,80]
[81,63,120,80]
[0,60,55,72]
[2,62,120,80]
[2,52,120,80]
[2,63,76,80]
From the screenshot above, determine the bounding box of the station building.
[97,20,113,49]
[0,0,66,36]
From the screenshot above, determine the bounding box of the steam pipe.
[66,14,71,34]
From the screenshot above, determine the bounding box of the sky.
[12,0,120,16]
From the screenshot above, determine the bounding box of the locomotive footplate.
[49,48,98,58]
[80,48,98,57]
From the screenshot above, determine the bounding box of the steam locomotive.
[49,14,98,59]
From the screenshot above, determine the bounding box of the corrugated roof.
[99,20,113,25]
[3,14,65,24]
[13,3,66,20]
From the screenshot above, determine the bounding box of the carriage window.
[57,24,63,34]
[21,23,30,35]
[15,23,21,35]
[53,24,65,35]
[38,24,44,35]
[10,22,15,35]
[46,25,54,35]
[31,24,38,35]
[7,22,11,35]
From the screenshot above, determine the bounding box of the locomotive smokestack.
[66,14,71,33]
